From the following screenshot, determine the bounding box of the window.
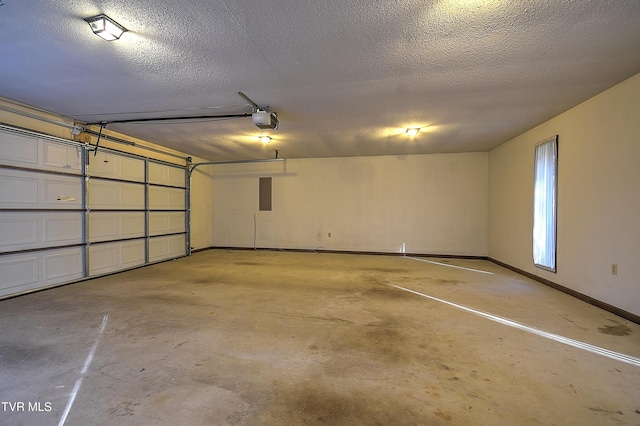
[533,136,558,272]
[259,177,272,211]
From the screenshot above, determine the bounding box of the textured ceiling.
[1,0,639,161]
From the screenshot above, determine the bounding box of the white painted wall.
[212,153,488,256]
[489,72,640,316]
[189,164,214,250]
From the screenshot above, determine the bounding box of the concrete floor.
[1,250,639,425]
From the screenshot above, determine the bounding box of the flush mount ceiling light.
[406,128,420,137]
[259,136,272,144]
[84,14,127,41]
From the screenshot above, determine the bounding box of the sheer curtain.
[533,136,558,271]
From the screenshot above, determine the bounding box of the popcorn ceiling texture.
[0,0,639,160]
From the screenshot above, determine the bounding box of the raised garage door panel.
[0,131,82,174]
[42,141,82,173]
[148,186,185,210]
[0,248,83,297]
[0,172,37,205]
[87,180,145,210]
[149,212,185,236]
[0,132,38,166]
[0,215,37,249]
[149,235,186,262]
[43,214,82,244]
[44,178,83,206]
[0,212,82,252]
[44,248,84,283]
[0,169,82,209]
[0,254,39,294]
[88,153,145,182]
[89,240,145,276]
[148,162,185,187]
[88,212,145,242]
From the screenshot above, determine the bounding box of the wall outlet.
[328,232,331,237]
[611,263,618,275]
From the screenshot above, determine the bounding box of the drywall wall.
[489,72,640,316]
[189,164,215,250]
[0,97,214,251]
[211,153,488,256]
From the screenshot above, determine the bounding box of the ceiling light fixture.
[259,136,272,144]
[84,14,127,41]
[406,128,420,137]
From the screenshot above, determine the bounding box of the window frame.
[532,135,558,272]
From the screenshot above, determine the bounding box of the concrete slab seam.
[389,284,640,368]
[58,313,109,426]
[405,256,494,275]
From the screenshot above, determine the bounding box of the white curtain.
[533,136,557,271]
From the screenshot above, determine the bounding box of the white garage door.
[0,126,188,298]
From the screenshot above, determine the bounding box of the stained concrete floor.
[1,250,639,425]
